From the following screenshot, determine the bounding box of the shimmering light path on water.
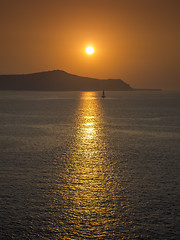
[60,92,117,239]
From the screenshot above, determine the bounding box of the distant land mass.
[0,70,132,91]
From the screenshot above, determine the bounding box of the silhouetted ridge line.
[0,70,132,91]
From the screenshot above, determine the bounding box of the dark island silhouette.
[0,70,132,91]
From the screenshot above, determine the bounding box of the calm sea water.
[0,91,179,240]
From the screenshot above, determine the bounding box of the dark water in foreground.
[0,91,179,240]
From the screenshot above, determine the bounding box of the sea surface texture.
[0,91,179,240]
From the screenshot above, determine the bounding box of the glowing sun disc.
[86,46,94,55]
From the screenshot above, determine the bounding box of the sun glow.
[85,46,94,55]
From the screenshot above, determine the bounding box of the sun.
[85,46,94,55]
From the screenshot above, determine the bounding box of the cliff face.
[0,70,132,91]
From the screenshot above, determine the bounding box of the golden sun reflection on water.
[61,92,117,239]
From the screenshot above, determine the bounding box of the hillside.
[0,70,132,91]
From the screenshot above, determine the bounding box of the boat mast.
[102,89,105,98]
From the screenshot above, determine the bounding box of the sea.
[0,91,179,240]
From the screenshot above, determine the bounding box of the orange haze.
[0,0,180,89]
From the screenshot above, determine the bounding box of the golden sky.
[0,0,180,89]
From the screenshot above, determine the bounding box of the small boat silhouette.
[102,90,105,98]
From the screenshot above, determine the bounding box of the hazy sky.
[0,0,180,89]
